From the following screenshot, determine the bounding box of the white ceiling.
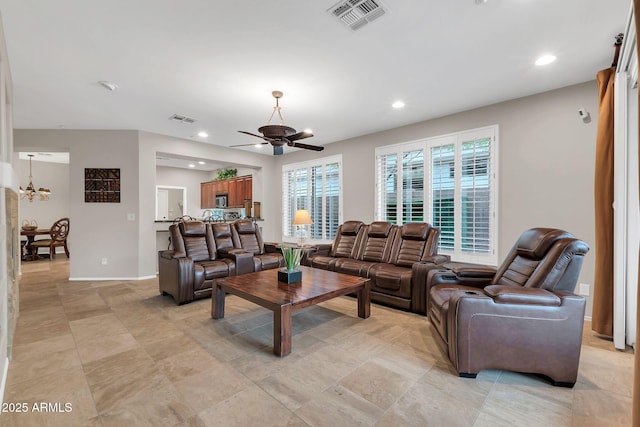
[0,0,630,161]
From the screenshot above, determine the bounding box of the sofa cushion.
[370,264,412,298]
[341,220,364,235]
[255,253,284,270]
[235,220,257,234]
[368,221,392,237]
[198,260,232,280]
[515,228,574,259]
[401,223,429,240]
[180,221,206,236]
[212,223,236,252]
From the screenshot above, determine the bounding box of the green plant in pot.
[278,245,304,283]
[216,168,237,180]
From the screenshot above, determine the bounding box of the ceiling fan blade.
[237,130,275,142]
[287,131,314,141]
[230,142,270,148]
[291,142,324,152]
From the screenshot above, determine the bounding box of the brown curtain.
[592,67,615,336]
[633,2,640,426]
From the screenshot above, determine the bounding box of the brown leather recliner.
[427,228,590,387]
[333,221,398,277]
[368,222,449,314]
[307,220,366,270]
[159,221,240,305]
[231,220,285,271]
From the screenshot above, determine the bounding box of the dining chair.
[30,217,70,261]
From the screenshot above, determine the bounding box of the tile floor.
[1,259,634,426]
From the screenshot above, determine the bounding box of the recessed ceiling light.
[304,128,313,134]
[254,144,263,148]
[535,55,557,66]
[188,163,195,168]
[197,131,208,138]
[392,101,405,109]
[475,0,487,4]
[198,161,206,165]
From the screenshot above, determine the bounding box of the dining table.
[20,228,51,260]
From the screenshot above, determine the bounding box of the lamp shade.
[293,209,312,225]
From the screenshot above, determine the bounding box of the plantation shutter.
[429,139,456,251]
[402,150,424,223]
[375,153,398,222]
[282,155,343,243]
[376,125,498,264]
[459,131,494,256]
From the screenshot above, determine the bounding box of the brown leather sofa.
[307,221,449,314]
[426,228,590,387]
[158,220,283,305]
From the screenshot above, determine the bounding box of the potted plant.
[216,168,237,180]
[278,245,304,283]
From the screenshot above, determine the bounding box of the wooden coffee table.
[211,265,371,356]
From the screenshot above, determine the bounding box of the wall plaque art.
[85,168,120,203]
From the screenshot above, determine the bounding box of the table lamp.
[293,209,312,246]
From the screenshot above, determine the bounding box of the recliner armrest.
[427,269,493,288]
[422,254,451,265]
[160,250,183,260]
[484,285,561,306]
[264,242,280,253]
[220,250,254,275]
[451,265,496,278]
[309,243,332,257]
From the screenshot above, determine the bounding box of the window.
[375,142,424,225]
[282,155,342,243]
[375,126,498,264]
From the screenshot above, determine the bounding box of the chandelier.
[20,154,51,202]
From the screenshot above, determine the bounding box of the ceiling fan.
[233,91,324,155]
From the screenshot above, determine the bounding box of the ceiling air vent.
[169,114,196,124]
[328,0,388,31]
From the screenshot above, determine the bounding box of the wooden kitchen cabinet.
[200,175,252,209]
[200,181,215,209]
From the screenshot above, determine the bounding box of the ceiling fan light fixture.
[234,91,324,155]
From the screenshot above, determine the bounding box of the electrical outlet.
[579,283,590,296]
[101,258,108,265]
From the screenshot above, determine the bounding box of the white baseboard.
[0,356,8,405]
[69,275,157,281]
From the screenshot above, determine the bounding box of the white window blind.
[375,141,424,224]
[375,126,498,265]
[282,155,342,243]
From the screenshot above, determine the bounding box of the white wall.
[274,81,599,316]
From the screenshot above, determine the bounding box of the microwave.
[215,194,228,208]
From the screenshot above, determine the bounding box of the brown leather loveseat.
[426,227,589,387]
[159,220,284,305]
[307,220,449,314]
